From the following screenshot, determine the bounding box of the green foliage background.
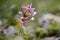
[0,0,60,40]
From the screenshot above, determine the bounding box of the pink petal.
[21,5,28,10]
[28,8,35,14]
[18,11,22,14]
[18,17,24,24]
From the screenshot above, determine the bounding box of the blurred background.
[0,0,60,40]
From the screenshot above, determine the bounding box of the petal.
[32,8,35,10]
[32,11,37,16]
[29,8,35,13]
[18,17,24,24]
[18,11,22,14]
[28,3,32,8]
[30,17,34,20]
[21,5,28,10]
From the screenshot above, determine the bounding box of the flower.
[18,3,37,26]
[17,17,27,26]
[18,3,36,16]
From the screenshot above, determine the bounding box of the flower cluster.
[17,3,37,26]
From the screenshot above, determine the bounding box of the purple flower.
[17,3,37,26]
[21,3,35,14]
